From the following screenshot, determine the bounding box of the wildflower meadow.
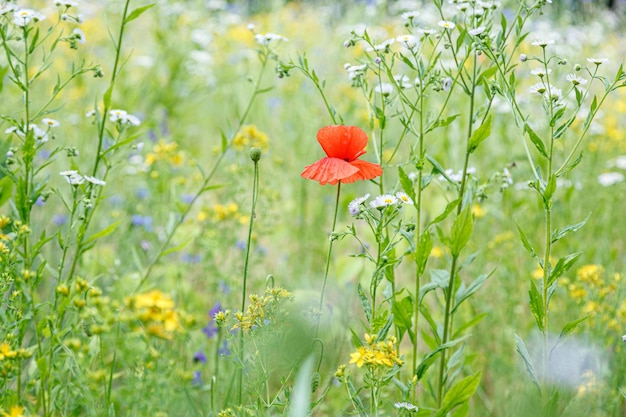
[0,0,625,416]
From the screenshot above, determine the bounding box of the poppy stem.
[315,181,342,338]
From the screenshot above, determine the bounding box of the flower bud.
[520,54,527,62]
[249,147,262,162]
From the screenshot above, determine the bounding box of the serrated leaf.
[398,166,416,203]
[450,206,474,257]
[85,220,123,244]
[357,283,372,323]
[529,280,545,331]
[551,214,589,243]
[434,371,482,417]
[514,334,541,391]
[467,115,492,153]
[125,3,155,23]
[524,123,548,159]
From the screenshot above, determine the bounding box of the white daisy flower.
[13,9,45,27]
[587,57,608,65]
[374,83,394,96]
[597,172,624,186]
[395,34,419,49]
[348,194,370,216]
[468,26,486,36]
[42,118,60,127]
[54,0,79,7]
[566,73,587,86]
[394,401,419,412]
[529,83,547,95]
[369,194,398,209]
[394,74,413,89]
[531,39,555,47]
[400,11,419,20]
[531,68,552,77]
[438,20,456,30]
[60,170,85,185]
[396,191,414,205]
[84,176,106,186]
[254,32,287,45]
[0,4,17,14]
[72,28,86,44]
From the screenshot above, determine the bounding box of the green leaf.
[478,67,498,84]
[542,390,559,417]
[524,123,548,159]
[103,85,113,109]
[357,283,372,323]
[125,3,155,23]
[452,270,493,314]
[434,371,482,417]
[400,53,417,71]
[514,334,541,391]
[392,294,415,344]
[398,166,415,203]
[529,280,545,331]
[419,269,449,305]
[220,130,228,152]
[161,238,192,257]
[453,312,487,339]
[416,336,469,380]
[548,252,582,287]
[85,220,123,244]
[516,222,538,259]
[558,315,589,343]
[415,229,433,277]
[376,312,394,340]
[426,114,460,133]
[543,175,557,204]
[551,214,589,243]
[429,199,460,226]
[450,206,474,257]
[0,176,13,208]
[467,115,492,153]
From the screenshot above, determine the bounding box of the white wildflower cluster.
[348,192,414,216]
[344,63,368,82]
[439,167,477,183]
[598,156,626,187]
[108,109,141,126]
[254,32,288,45]
[5,119,61,143]
[11,8,46,27]
[59,170,106,186]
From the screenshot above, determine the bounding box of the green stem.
[315,181,342,338]
[237,156,260,404]
[437,50,478,407]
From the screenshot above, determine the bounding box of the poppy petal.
[317,125,368,161]
[340,160,383,184]
[301,157,359,185]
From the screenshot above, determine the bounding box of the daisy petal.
[301,157,359,185]
[317,125,368,161]
[341,160,384,183]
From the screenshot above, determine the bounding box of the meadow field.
[0,0,625,416]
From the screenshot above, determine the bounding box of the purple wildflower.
[193,350,207,363]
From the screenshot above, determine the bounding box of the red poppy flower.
[301,125,383,185]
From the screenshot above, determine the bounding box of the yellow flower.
[2,406,25,417]
[0,342,17,361]
[232,125,269,151]
[349,346,369,368]
[471,204,485,218]
[577,264,604,286]
[431,246,444,259]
